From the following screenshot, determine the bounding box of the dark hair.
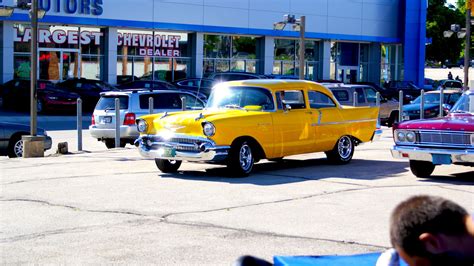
[390,195,468,257]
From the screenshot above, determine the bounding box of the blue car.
[401,90,462,121]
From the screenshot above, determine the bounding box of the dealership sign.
[14,29,182,57]
[118,33,182,57]
[14,28,103,45]
[39,0,104,16]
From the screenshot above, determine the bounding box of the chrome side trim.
[319,118,377,126]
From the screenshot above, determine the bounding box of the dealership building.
[0,0,426,87]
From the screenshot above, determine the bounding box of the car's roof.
[100,89,196,96]
[219,79,332,93]
[426,90,462,94]
[324,84,372,89]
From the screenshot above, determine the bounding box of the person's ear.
[419,233,445,254]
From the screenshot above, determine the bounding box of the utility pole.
[464,0,471,90]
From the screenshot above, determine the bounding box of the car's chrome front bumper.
[391,145,474,165]
[135,134,230,163]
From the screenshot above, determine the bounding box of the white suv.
[89,89,205,148]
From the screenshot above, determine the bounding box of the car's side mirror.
[284,104,292,112]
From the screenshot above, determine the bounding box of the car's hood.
[39,88,80,98]
[146,108,270,136]
[0,122,47,133]
[397,113,474,131]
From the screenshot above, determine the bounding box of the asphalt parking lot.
[1,113,472,264]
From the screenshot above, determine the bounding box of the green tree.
[426,0,464,63]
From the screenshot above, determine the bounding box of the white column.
[104,27,118,84]
[263,36,274,75]
[0,21,15,83]
[321,40,331,79]
[191,32,204,78]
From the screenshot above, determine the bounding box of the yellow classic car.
[135,80,380,176]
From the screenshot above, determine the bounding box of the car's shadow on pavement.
[160,158,410,185]
[418,171,474,185]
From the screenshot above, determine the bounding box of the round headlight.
[406,131,416,143]
[202,122,215,137]
[137,119,148,133]
[397,131,406,142]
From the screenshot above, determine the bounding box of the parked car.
[118,80,207,101]
[423,78,436,91]
[135,80,380,176]
[401,90,462,121]
[325,84,399,127]
[434,79,463,92]
[443,58,474,69]
[207,72,266,83]
[116,75,138,85]
[89,89,205,149]
[1,79,79,113]
[140,70,187,82]
[391,89,474,178]
[385,81,423,103]
[57,78,117,110]
[173,78,214,97]
[354,81,394,100]
[0,122,52,158]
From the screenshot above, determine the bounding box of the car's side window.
[180,94,204,109]
[355,87,366,103]
[364,87,377,103]
[332,90,349,102]
[308,91,336,109]
[277,90,306,110]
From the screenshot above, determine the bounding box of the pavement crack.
[1,198,161,218]
[163,219,388,250]
[0,219,156,243]
[162,183,466,219]
[2,171,157,185]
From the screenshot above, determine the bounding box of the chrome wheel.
[338,136,352,160]
[239,143,253,172]
[13,139,23,158]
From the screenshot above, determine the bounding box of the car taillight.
[124,113,136,126]
[91,115,95,125]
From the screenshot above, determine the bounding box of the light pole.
[464,2,471,90]
[0,0,46,157]
[443,10,472,91]
[273,14,306,80]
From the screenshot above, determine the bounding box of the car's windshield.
[413,93,461,105]
[450,94,474,113]
[413,94,445,104]
[206,86,274,111]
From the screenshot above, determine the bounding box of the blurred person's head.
[390,195,474,266]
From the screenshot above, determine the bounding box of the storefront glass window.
[203,34,258,75]
[274,38,320,80]
[117,29,189,82]
[381,44,403,83]
[13,24,104,81]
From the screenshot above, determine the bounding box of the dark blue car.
[401,90,462,120]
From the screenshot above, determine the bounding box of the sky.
[446,0,457,6]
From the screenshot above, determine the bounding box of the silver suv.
[89,90,205,148]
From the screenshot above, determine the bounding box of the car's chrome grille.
[418,130,472,147]
[151,135,213,152]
